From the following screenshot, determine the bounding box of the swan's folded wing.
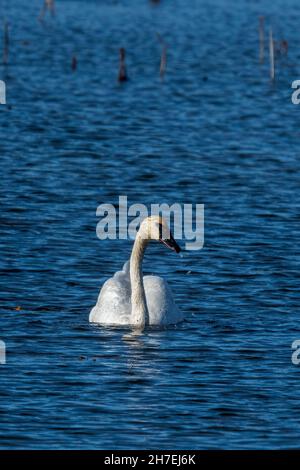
[89,269,131,324]
[144,275,183,325]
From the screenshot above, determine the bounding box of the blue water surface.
[0,0,300,449]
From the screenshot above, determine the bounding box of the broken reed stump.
[269,27,275,81]
[71,55,77,71]
[39,0,56,22]
[157,33,167,79]
[118,47,127,82]
[160,45,167,79]
[259,16,265,63]
[280,39,288,55]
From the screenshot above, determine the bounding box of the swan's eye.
[157,222,170,241]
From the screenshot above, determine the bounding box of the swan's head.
[138,216,181,253]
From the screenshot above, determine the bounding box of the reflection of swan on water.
[89,216,183,329]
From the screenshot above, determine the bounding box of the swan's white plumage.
[90,216,183,328]
[89,261,183,326]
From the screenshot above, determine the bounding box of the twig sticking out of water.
[259,16,265,63]
[39,0,56,22]
[157,33,167,80]
[118,48,128,82]
[280,39,288,56]
[3,22,9,65]
[71,55,77,72]
[160,45,167,79]
[269,27,275,81]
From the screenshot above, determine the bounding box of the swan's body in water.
[89,216,183,328]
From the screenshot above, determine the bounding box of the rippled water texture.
[0,0,300,449]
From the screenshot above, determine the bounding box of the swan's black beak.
[160,234,181,253]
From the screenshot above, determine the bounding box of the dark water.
[0,0,300,449]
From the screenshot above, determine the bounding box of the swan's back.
[89,262,131,325]
[89,261,183,326]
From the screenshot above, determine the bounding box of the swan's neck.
[130,234,148,328]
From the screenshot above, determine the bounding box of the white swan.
[89,216,183,328]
